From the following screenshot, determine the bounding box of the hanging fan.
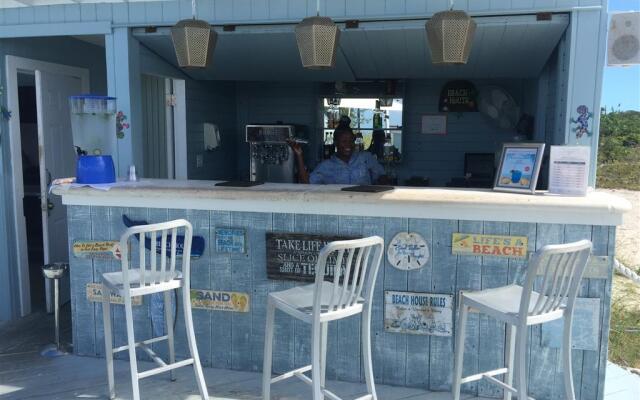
[477,86,520,130]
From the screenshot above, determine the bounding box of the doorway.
[6,55,90,315]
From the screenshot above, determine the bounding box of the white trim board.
[5,55,90,316]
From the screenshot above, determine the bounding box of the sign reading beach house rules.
[384,291,453,336]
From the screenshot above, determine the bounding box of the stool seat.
[462,284,565,325]
[269,282,365,323]
[102,269,183,294]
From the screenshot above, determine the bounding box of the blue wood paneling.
[66,206,611,399]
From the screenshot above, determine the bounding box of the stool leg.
[182,287,209,399]
[164,290,176,382]
[503,324,516,400]
[514,325,528,400]
[563,313,576,400]
[102,288,115,400]
[320,322,328,388]
[311,321,323,400]
[452,302,469,400]
[54,278,60,349]
[262,300,276,400]
[362,306,377,400]
[123,294,141,400]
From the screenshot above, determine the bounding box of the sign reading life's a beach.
[452,233,528,258]
[266,232,353,281]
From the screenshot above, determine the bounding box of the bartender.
[289,117,387,185]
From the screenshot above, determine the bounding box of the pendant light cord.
[316,0,321,16]
[449,0,454,10]
[192,0,197,19]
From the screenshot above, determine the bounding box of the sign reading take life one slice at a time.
[266,232,354,282]
[452,233,528,258]
[73,240,122,260]
[384,291,453,336]
[190,289,250,313]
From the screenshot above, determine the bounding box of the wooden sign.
[86,283,142,305]
[73,240,121,260]
[215,228,246,254]
[384,291,453,336]
[439,80,478,112]
[266,232,354,282]
[452,233,528,258]
[190,289,250,313]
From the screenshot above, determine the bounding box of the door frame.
[6,55,89,316]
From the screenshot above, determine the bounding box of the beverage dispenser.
[246,125,299,183]
[69,95,117,183]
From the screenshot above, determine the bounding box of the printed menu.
[548,146,590,196]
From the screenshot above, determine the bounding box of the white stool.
[101,219,209,400]
[452,240,592,400]
[262,236,384,400]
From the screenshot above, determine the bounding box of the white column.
[105,28,143,177]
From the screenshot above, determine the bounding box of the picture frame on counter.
[493,143,545,194]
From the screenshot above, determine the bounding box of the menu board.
[548,145,590,196]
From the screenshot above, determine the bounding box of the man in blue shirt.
[290,120,387,185]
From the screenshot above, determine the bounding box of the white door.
[35,70,82,311]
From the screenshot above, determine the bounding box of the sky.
[601,0,640,111]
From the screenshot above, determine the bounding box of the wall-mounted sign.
[215,228,246,254]
[384,291,453,336]
[86,283,142,305]
[541,297,600,351]
[73,240,121,260]
[421,114,447,135]
[190,289,250,313]
[123,215,205,259]
[387,232,430,271]
[452,233,528,258]
[266,232,354,282]
[439,80,478,112]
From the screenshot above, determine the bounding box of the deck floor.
[1,311,638,400]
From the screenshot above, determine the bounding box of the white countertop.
[51,179,632,226]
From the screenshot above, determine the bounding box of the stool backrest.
[520,239,592,318]
[119,219,193,290]
[312,236,384,318]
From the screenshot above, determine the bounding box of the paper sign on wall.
[190,289,250,313]
[548,145,590,196]
[73,240,121,260]
[86,283,142,305]
[384,291,453,336]
[215,228,246,254]
[452,233,528,258]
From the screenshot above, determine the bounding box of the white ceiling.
[134,14,569,81]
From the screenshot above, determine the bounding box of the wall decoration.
[215,228,246,254]
[541,297,600,351]
[421,114,447,135]
[535,255,611,280]
[384,291,453,336]
[72,240,121,260]
[387,232,430,271]
[86,283,142,305]
[190,289,250,313]
[266,232,354,282]
[570,105,593,139]
[122,215,205,259]
[452,233,528,258]
[115,110,130,139]
[439,80,478,112]
[493,142,545,194]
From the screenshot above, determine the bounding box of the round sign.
[387,232,430,271]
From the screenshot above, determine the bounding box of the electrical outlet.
[196,154,204,168]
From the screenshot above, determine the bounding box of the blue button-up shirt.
[309,152,385,185]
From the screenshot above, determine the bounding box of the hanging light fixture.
[171,0,216,68]
[295,0,340,69]
[426,0,476,65]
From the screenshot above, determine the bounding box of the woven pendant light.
[426,2,476,65]
[171,0,216,68]
[295,0,340,69]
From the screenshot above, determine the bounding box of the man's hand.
[286,139,304,157]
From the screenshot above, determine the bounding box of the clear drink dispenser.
[69,95,117,183]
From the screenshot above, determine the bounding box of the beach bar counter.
[53,180,630,400]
